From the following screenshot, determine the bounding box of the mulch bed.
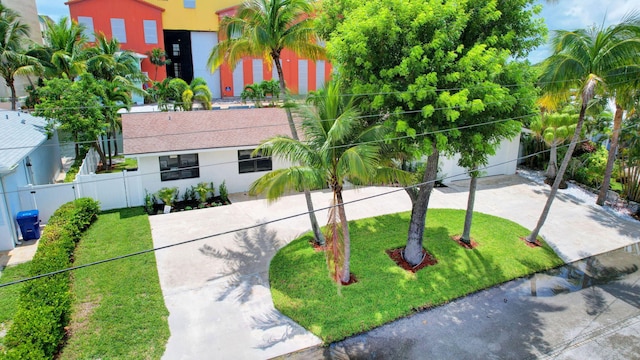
[451,235,478,249]
[519,237,542,248]
[386,247,437,273]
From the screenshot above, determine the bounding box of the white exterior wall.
[191,31,221,99]
[136,146,289,197]
[28,133,62,185]
[1,163,31,249]
[438,134,521,183]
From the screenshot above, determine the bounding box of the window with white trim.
[143,20,158,44]
[77,16,95,42]
[238,150,272,173]
[110,18,127,43]
[160,154,199,181]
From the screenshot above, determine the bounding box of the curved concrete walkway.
[149,174,640,359]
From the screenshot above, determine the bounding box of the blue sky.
[35,0,638,63]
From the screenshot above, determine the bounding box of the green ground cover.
[270,209,564,343]
[59,207,169,359]
[0,263,30,349]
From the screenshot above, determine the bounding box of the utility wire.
[0,137,603,289]
[0,113,540,195]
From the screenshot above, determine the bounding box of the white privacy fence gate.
[18,170,144,224]
[17,148,145,224]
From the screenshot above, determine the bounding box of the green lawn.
[270,209,564,343]
[0,263,30,349]
[97,156,138,174]
[59,207,169,359]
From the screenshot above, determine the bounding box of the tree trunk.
[113,128,119,156]
[8,79,17,111]
[107,134,113,169]
[74,133,80,158]
[404,144,439,266]
[526,103,587,242]
[597,104,623,206]
[545,143,558,180]
[93,140,107,171]
[336,189,350,284]
[272,52,324,245]
[461,167,478,245]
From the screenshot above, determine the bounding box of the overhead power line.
[0,137,604,289]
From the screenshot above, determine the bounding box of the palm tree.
[530,110,579,183]
[169,77,212,110]
[35,16,88,80]
[98,78,132,167]
[526,14,640,242]
[250,81,410,283]
[86,33,147,84]
[146,47,171,81]
[0,4,42,110]
[208,0,326,245]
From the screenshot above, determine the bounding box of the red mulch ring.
[341,273,358,286]
[519,237,542,248]
[451,235,478,249]
[308,240,326,252]
[386,247,437,273]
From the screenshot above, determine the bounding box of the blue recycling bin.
[16,210,41,241]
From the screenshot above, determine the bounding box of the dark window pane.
[160,153,199,181]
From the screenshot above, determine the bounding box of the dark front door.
[164,30,193,83]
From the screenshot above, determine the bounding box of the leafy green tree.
[249,80,410,283]
[527,14,640,242]
[208,0,327,245]
[0,4,42,110]
[325,0,545,265]
[240,83,264,107]
[146,47,171,81]
[34,75,106,168]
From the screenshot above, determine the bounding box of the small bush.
[1,198,99,359]
[219,181,229,203]
[571,146,609,188]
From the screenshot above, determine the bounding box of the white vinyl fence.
[17,149,145,224]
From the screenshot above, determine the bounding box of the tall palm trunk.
[597,104,623,205]
[404,144,439,266]
[546,142,558,180]
[461,167,478,245]
[526,101,588,242]
[8,79,17,110]
[92,140,107,171]
[335,189,350,284]
[273,53,325,245]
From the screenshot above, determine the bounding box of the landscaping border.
[0,198,99,359]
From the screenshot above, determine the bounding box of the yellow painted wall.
[146,0,240,31]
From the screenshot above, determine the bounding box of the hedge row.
[1,198,100,360]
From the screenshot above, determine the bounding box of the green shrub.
[219,181,229,203]
[571,146,609,188]
[1,198,99,359]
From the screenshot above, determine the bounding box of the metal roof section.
[0,111,48,174]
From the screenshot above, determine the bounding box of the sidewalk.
[148,174,640,359]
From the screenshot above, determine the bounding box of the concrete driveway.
[149,174,640,359]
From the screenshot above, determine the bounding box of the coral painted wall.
[67,0,167,80]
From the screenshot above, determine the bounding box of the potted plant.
[156,187,178,214]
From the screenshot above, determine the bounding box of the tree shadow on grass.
[199,223,284,304]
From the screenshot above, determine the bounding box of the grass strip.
[270,209,564,343]
[59,207,169,359]
[0,263,30,349]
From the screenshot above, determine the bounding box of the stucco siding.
[136,146,289,196]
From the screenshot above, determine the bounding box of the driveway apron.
[149,175,640,359]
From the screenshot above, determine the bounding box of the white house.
[0,111,62,250]
[122,108,292,197]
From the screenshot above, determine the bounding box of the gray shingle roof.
[122,108,295,155]
[0,111,48,173]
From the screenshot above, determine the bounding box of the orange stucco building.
[66,0,331,99]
